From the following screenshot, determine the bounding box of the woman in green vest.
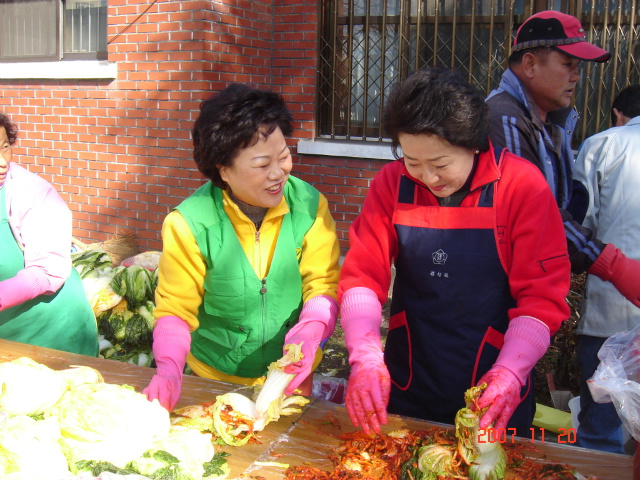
[143,84,341,411]
[0,112,98,356]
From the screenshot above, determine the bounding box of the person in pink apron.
[0,113,98,356]
[338,68,571,437]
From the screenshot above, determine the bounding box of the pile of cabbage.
[173,344,310,446]
[72,249,160,367]
[0,357,229,480]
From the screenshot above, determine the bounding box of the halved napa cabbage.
[49,383,170,469]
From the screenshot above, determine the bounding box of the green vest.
[176,176,319,378]
[0,187,98,356]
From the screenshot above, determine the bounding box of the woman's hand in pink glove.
[142,316,191,411]
[282,321,325,395]
[283,295,338,396]
[340,287,388,434]
[345,361,391,434]
[144,371,183,412]
[475,366,521,430]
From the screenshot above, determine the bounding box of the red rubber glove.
[143,315,191,411]
[475,366,521,430]
[283,295,339,395]
[476,316,551,430]
[341,287,390,434]
[588,243,640,307]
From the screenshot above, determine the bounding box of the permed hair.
[382,67,490,158]
[0,112,18,145]
[611,84,640,125]
[191,83,293,187]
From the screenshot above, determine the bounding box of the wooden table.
[0,339,633,480]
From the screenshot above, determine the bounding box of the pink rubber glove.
[588,243,640,307]
[143,315,191,411]
[0,268,50,311]
[476,316,550,430]
[341,287,390,434]
[283,295,339,395]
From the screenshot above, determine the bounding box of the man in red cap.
[488,12,640,336]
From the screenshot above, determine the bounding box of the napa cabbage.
[71,248,113,279]
[111,264,155,310]
[209,343,310,446]
[56,364,104,388]
[81,272,123,317]
[49,382,171,469]
[0,415,69,479]
[129,426,229,480]
[455,384,507,480]
[0,357,68,416]
[99,298,153,350]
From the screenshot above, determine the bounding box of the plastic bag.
[312,374,347,404]
[588,323,640,442]
[120,251,161,271]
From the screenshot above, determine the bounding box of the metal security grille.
[0,0,107,62]
[317,0,640,145]
[63,0,108,59]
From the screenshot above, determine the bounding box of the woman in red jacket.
[338,67,570,437]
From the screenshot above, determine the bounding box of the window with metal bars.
[317,0,640,145]
[0,0,107,62]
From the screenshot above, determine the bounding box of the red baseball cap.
[513,10,610,62]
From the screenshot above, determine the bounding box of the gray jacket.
[574,116,640,336]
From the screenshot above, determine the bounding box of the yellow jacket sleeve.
[299,193,340,302]
[153,210,206,330]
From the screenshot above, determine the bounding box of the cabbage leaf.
[0,357,68,416]
[49,383,170,468]
[0,415,69,479]
[208,343,310,446]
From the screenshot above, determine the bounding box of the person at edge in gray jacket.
[487,11,640,315]
[571,84,640,453]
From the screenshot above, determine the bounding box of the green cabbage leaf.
[130,426,227,480]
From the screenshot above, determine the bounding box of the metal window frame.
[317,0,640,145]
[0,0,107,63]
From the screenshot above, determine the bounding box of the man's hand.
[589,243,640,307]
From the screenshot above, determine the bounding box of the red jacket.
[338,146,570,335]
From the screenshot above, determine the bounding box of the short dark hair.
[0,112,18,145]
[191,84,293,187]
[382,67,490,158]
[611,84,640,125]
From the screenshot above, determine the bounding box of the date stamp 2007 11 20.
[477,428,577,444]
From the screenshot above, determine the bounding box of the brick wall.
[0,0,375,254]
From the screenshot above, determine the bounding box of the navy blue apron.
[385,155,535,436]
